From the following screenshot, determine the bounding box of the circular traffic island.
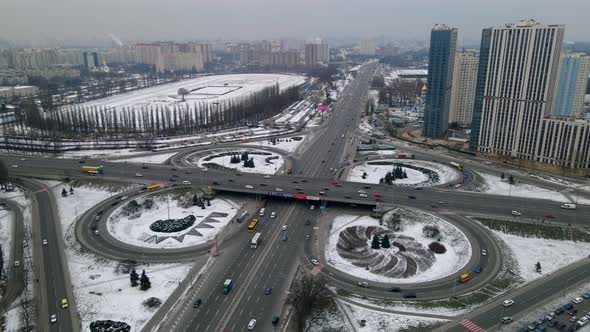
[326,207,471,284]
[186,148,285,175]
[347,159,461,187]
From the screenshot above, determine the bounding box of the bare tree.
[177,88,189,102]
[286,273,331,332]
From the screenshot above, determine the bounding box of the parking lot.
[512,292,590,331]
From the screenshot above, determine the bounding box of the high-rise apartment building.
[359,39,376,55]
[449,51,478,126]
[553,52,590,118]
[305,43,319,68]
[82,51,99,69]
[422,24,458,139]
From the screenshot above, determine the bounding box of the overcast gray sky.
[1,0,589,46]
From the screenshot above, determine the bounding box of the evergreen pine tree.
[140,269,151,290]
[402,170,407,178]
[192,194,199,206]
[501,173,505,180]
[130,268,139,287]
[379,177,384,184]
[61,188,68,197]
[371,235,381,249]
[381,234,391,248]
[509,175,515,184]
[69,187,74,195]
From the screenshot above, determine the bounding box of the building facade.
[359,39,376,55]
[449,51,478,126]
[305,43,319,68]
[422,24,458,138]
[553,52,590,118]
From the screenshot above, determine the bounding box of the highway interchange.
[2,62,590,331]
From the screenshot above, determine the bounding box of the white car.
[578,317,589,326]
[14,260,20,267]
[135,173,143,177]
[50,314,57,323]
[42,239,48,245]
[511,210,521,216]
[11,165,18,168]
[264,175,270,179]
[481,249,487,256]
[281,225,287,231]
[502,299,514,307]
[245,185,254,189]
[270,212,276,219]
[247,319,256,330]
[574,297,583,304]
[182,180,191,185]
[358,190,366,194]
[311,259,319,266]
[310,205,315,210]
[275,188,283,192]
[359,193,368,198]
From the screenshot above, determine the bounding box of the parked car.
[503,299,515,307]
[511,210,522,216]
[358,281,369,288]
[574,297,583,304]
[500,317,513,324]
[193,299,202,308]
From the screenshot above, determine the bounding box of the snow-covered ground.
[326,209,471,284]
[476,172,571,203]
[358,150,397,156]
[242,136,306,154]
[111,152,179,164]
[192,148,285,175]
[108,193,239,249]
[492,230,590,283]
[46,181,193,331]
[347,159,461,187]
[74,74,305,112]
[0,209,13,270]
[341,301,447,331]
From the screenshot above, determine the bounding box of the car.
[568,324,578,331]
[390,287,401,293]
[363,186,371,189]
[11,165,18,168]
[564,303,575,310]
[94,229,100,235]
[301,180,308,183]
[358,281,369,288]
[228,179,234,182]
[374,193,382,198]
[431,204,438,208]
[408,195,416,199]
[548,320,558,327]
[527,322,539,330]
[212,181,220,185]
[271,316,280,326]
[14,260,20,267]
[503,299,515,307]
[142,165,148,169]
[182,180,191,185]
[265,288,272,295]
[135,173,143,177]
[185,171,192,174]
[359,193,368,198]
[193,299,202,308]
[259,183,267,187]
[247,319,257,330]
[583,293,590,299]
[570,315,578,322]
[61,298,68,309]
[79,160,85,164]
[569,309,578,316]
[245,185,254,189]
[474,265,482,273]
[481,249,487,256]
[310,205,315,210]
[275,188,283,192]
[555,308,565,315]
[574,297,583,304]
[169,178,176,182]
[358,190,366,194]
[311,259,319,266]
[282,235,288,241]
[50,314,57,323]
[305,234,311,240]
[402,293,417,299]
[172,174,179,178]
[578,317,589,326]
[319,191,326,196]
[546,214,556,219]
[235,173,242,176]
[271,212,276,218]
[42,239,48,245]
[500,316,513,324]
[305,219,311,225]
[545,312,556,321]
[511,210,522,216]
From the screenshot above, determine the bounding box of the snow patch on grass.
[476,172,570,203]
[347,159,461,187]
[342,302,447,331]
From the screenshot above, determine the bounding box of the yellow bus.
[459,273,470,283]
[147,184,161,192]
[248,219,259,233]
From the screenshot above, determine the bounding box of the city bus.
[251,232,262,248]
[147,184,161,192]
[450,162,464,171]
[248,219,259,233]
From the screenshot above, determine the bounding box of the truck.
[450,162,464,171]
[396,154,415,159]
[80,165,103,175]
[223,279,233,294]
[251,232,262,248]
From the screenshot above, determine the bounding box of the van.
[259,208,265,217]
[561,203,577,210]
[459,273,470,283]
[247,319,256,330]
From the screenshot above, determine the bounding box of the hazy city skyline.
[2,0,589,47]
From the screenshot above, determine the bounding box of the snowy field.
[75,74,305,112]
[341,301,447,331]
[108,193,239,249]
[476,172,571,203]
[492,230,590,283]
[47,181,193,331]
[347,159,461,187]
[0,209,13,269]
[242,136,306,154]
[111,152,179,164]
[326,209,471,284]
[192,148,285,175]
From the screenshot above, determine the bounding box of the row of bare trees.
[5,84,299,141]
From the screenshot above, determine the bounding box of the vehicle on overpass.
[251,232,262,248]
[223,279,233,294]
[147,184,161,192]
[396,153,415,159]
[80,165,103,175]
[248,219,259,233]
[450,161,464,171]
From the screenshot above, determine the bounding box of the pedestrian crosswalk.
[310,263,324,276]
[460,319,486,332]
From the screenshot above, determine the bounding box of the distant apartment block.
[449,51,478,126]
[422,24,457,139]
[359,39,376,55]
[82,51,99,69]
[553,52,590,118]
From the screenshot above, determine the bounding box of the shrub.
[428,242,447,254]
